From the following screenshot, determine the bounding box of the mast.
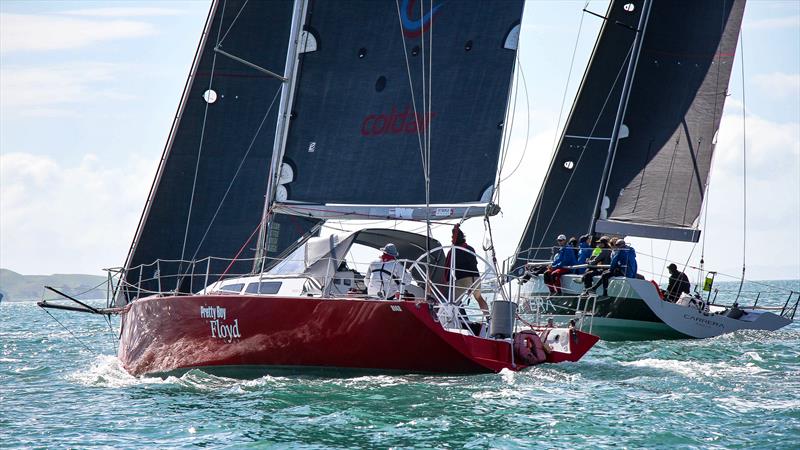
[254,0,310,273]
[589,0,653,236]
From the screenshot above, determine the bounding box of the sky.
[1,0,798,284]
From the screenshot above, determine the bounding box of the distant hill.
[0,269,107,302]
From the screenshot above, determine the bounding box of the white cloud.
[0,62,131,115]
[744,15,800,31]
[60,7,184,17]
[0,13,156,53]
[752,72,800,99]
[0,152,158,275]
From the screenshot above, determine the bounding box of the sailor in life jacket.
[364,243,414,299]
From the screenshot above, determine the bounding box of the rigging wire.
[394,0,428,181]
[735,27,748,301]
[549,4,588,156]
[529,40,637,254]
[498,59,531,184]
[424,0,433,270]
[179,0,228,264]
[491,56,518,205]
[185,85,284,266]
[660,240,672,285]
[525,6,611,258]
[494,55,521,188]
[40,307,100,356]
[217,0,249,46]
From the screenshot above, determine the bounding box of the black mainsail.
[274,0,524,214]
[514,0,745,266]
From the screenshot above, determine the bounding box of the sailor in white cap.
[364,243,414,299]
[542,233,577,294]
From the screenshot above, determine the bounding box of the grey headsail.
[122,0,319,302]
[513,0,744,267]
[598,0,745,241]
[275,0,524,213]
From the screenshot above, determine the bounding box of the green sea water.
[2,280,798,449]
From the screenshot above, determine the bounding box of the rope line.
[550,6,588,155]
[499,58,530,184]
[41,308,100,356]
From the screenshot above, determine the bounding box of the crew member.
[587,239,637,296]
[543,234,577,295]
[665,263,691,302]
[581,236,611,289]
[575,234,593,274]
[365,243,413,299]
[445,225,489,314]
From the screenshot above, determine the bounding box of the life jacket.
[514,331,547,365]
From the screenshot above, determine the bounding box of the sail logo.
[361,105,437,136]
[400,0,443,38]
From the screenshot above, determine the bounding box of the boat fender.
[514,331,547,365]
[650,280,665,300]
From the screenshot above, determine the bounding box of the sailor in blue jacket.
[575,235,593,274]
[544,234,577,294]
[588,239,637,295]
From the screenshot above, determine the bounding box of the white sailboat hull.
[526,275,792,341]
[627,279,792,338]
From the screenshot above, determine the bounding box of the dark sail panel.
[514,0,644,263]
[279,0,524,205]
[122,0,318,301]
[602,0,744,236]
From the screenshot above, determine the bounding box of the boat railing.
[397,245,504,336]
[503,270,596,333]
[119,255,308,300]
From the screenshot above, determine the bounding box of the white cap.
[557,234,567,241]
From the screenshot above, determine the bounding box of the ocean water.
[1,281,798,449]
